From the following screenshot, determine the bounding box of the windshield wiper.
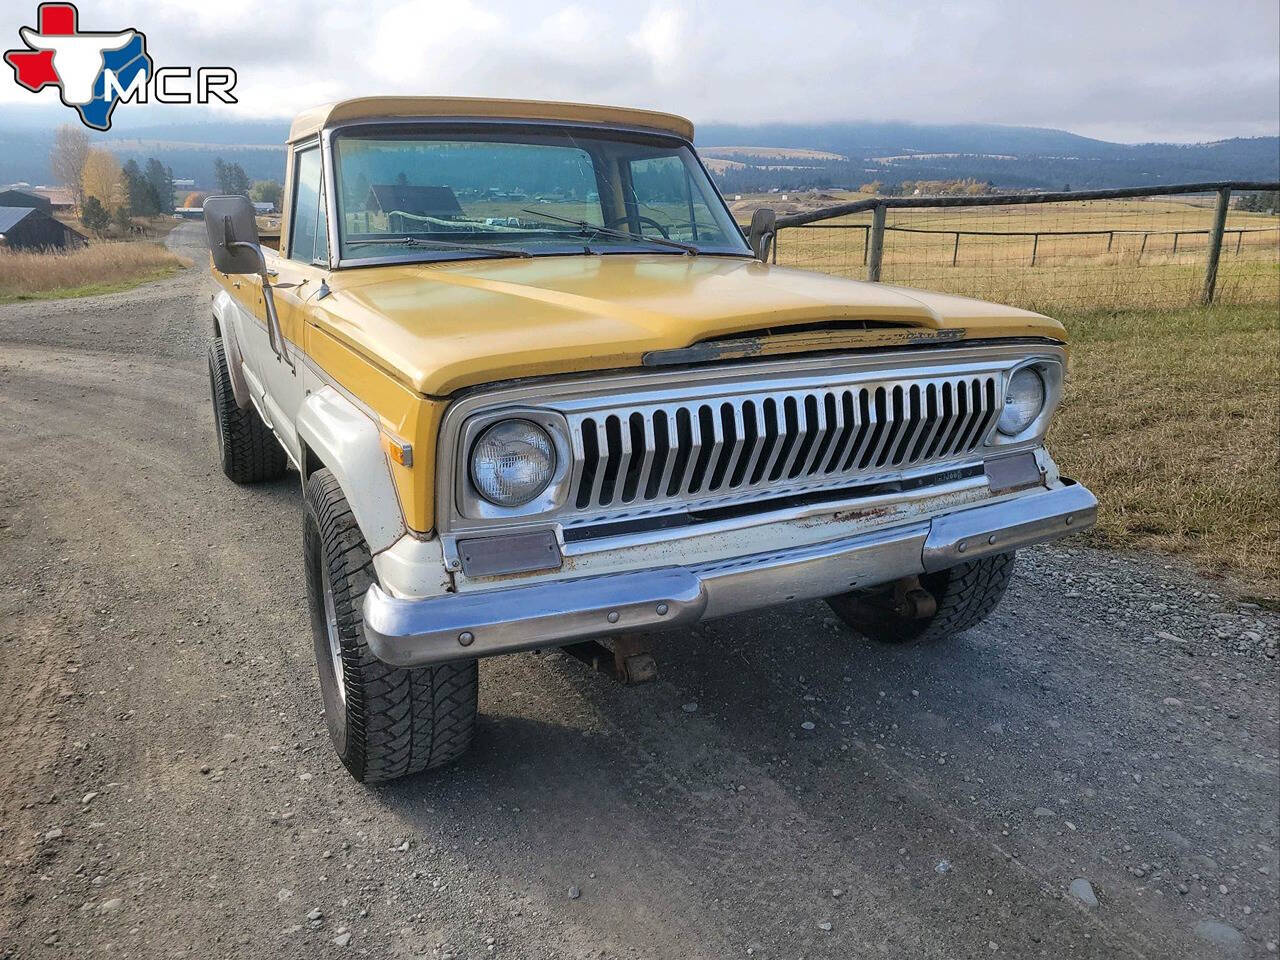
[346,236,532,258]
[518,209,699,254]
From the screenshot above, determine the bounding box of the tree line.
[48,126,283,238]
[51,125,175,235]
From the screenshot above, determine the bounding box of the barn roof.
[0,206,85,241]
[366,184,463,217]
[0,206,37,233]
[0,188,48,205]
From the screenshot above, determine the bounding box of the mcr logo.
[4,3,236,131]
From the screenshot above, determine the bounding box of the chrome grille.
[566,374,1000,514]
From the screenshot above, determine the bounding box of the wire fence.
[769,183,1280,313]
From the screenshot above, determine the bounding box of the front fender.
[212,288,252,410]
[296,386,406,555]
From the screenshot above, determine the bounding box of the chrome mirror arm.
[227,238,294,371]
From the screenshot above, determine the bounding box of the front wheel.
[827,552,1017,645]
[304,468,477,783]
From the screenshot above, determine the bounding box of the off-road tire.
[304,468,477,783]
[827,551,1017,645]
[208,338,287,484]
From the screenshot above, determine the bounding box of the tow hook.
[892,576,938,620]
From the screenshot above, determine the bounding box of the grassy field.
[770,198,1280,311]
[0,241,189,304]
[1049,303,1278,601]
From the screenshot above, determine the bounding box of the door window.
[289,147,329,263]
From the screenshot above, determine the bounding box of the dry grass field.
[1050,303,1278,600]
[771,198,1280,311]
[0,240,189,303]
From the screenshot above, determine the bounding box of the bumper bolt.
[1065,514,1074,525]
[988,535,997,545]
[606,611,620,624]
[458,631,475,646]
[655,603,669,616]
[957,541,967,553]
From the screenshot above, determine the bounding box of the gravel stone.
[1068,878,1098,909]
[1193,920,1244,952]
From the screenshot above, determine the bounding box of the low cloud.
[2,0,1276,142]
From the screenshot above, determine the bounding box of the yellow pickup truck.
[203,96,1095,784]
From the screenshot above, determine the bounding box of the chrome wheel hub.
[319,562,346,705]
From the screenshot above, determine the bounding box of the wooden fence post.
[1200,187,1231,305]
[862,224,869,265]
[1138,233,1148,261]
[1235,230,1243,255]
[1030,233,1039,266]
[952,232,960,266]
[866,204,886,282]
[1172,232,1179,255]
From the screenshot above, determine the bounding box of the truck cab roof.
[288,97,695,144]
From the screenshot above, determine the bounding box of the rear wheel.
[208,338,287,484]
[827,552,1017,645]
[304,467,477,783]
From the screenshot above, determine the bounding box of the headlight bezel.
[987,358,1063,446]
[456,408,573,520]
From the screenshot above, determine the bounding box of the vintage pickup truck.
[203,97,1096,783]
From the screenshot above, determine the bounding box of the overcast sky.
[3,0,1278,142]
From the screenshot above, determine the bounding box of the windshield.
[331,125,750,263]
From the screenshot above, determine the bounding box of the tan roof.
[288,96,694,143]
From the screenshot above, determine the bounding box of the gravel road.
[1,224,1277,959]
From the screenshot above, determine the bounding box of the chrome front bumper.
[363,480,1097,667]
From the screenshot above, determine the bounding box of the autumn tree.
[183,191,209,208]
[81,149,125,213]
[50,124,89,209]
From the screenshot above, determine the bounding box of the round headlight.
[470,419,556,507]
[997,367,1046,437]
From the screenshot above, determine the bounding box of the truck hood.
[313,255,1064,396]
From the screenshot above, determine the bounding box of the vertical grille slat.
[584,418,609,507]
[566,368,1012,517]
[755,397,789,484]
[730,400,762,489]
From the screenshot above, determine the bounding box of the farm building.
[0,206,86,251]
[0,188,53,213]
[365,184,463,230]
[32,187,75,211]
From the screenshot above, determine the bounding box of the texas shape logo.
[5,3,152,131]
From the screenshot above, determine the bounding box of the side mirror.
[203,194,294,371]
[748,207,776,262]
[203,195,265,275]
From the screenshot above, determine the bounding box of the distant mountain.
[0,105,1274,192]
[696,122,1280,191]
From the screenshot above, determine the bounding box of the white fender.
[212,288,252,410]
[296,386,407,555]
